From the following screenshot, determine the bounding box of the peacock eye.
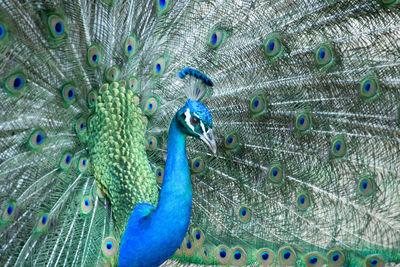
[191,116,200,126]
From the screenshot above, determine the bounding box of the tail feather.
[1,0,400,266]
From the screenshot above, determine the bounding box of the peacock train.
[0,0,400,266]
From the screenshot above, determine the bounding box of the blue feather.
[119,116,193,266]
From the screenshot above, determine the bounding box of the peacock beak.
[200,128,217,154]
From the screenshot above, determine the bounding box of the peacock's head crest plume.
[179,68,214,101]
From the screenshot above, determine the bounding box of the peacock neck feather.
[151,114,192,231]
[156,115,192,217]
[119,114,192,266]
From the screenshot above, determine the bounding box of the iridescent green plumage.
[89,81,158,235]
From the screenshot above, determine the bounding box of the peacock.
[0,0,400,266]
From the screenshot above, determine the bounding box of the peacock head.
[176,99,216,154]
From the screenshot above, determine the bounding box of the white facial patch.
[184,108,195,133]
[184,109,204,136]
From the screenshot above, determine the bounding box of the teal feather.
[1,0,400,266]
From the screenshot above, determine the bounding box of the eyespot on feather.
[257,248,275,266]
[331,136,346,158]
[74,117,87,136]
[88,90,97,108]
[191,157,206,174]
[268,164,284,183]
[315,44,334,67]
[365,255,384,267]
[154,166,164,184]
[238,206,251,223]
[231,247,246,266]
[153,57,167,76]
[2,201,16,221]
[250,94,266,115]
[215,245,232,265]
[105,66,120,82]
[81,196,93,214]
[358,176,375,196]
[182,237,196,257]
[296,193,311,210]
[77,155,89,173]
[360,76,379,100]
[0,21,8,43]
[145,136,158,151]
[47,14,67,40]
[102,237,118,258]
[305,252,325,267]
[128,76,139,92]
[278,246,296,266]
[192,228,205,246]
[61,84,77,106]
[264,33,283,58]
[59,151,73,171]
[200,246,210,263]
[28,128,46,150]
[156,0,171,14]
[224,133,239,150]
[208,29,224,49]
[36,212,50,232]
[295,112,311,131]
[144,97,159,116]
[87,44,103,67]
[4,73,26,96]
[124,35,137,57]
[327,249,345,266]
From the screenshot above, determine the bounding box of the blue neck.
[118,115,193,266]
[155,115,192,216]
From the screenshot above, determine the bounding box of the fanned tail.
[1,0,400,266]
